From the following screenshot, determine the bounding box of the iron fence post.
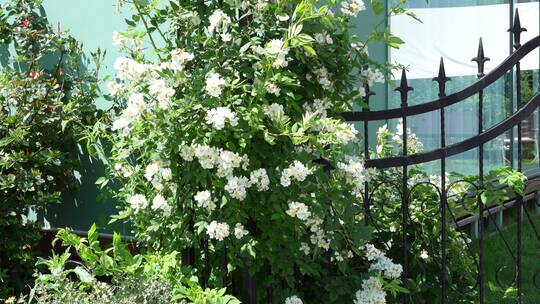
[395,69,413,302]
[472,37,490,304]
[433,57,451,304]
[363,83,375,225]
[509,9,527,303]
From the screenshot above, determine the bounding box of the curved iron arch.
[342,35,540,122]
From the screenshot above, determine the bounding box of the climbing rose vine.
[94,0,411,302]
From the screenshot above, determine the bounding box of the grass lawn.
[480,210,540,303]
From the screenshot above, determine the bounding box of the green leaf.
[371,0,385,15]
[302,45,317,56]
[73,266,94,283]
[88,223,98,245]
[387,35,405,49]
[406,11,423,23]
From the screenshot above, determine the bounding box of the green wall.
[34,1,388,233]
[39,1,130,233]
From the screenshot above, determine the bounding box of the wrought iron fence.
[342,9,540,304]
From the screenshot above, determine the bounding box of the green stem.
[133,0,163,60]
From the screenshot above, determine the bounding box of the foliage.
[368,122,527,303]
[8,226,240,304]
[86,0,414,302]
[481,214,540,304]
[0,0,102,298]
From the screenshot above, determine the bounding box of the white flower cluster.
[234,223,249,239]
[307,216,331,250]
[286,201,311,221]
[149,78,175,109]
[315,32,333,45]
[194,190,216,211]
[181,144,247,173]
[300,242,310,255]
[205,107,239,130]
[364,244,403,279]
[285,202,331,251]
[333,122,359,145]
[331,250,354,262]
[191,144,220,169]
[303,98,332,118]
[362,68,385,87]
[313,67,334,92]
[265,39,290,68]
[341,0,366,17]
[393,119,423,154]
[354,277,386,304]
[375,124,390,155]
[207,220,230,241]
[337,157,367,196]
[250,168,270,191]
[224,175,251,200]
[313,119,359,146]
[205,72,226,97]
[353,244,403,304]
[265,81,281,96]
[151,194,172,216]
[168,48,194,72]
[144,162,173,189]
[280,160,311,187]
[112,93,146,131]
[284,296,303,304]
[263,103,285,122]
[207,9,231,35]
[420,249,429,260]
[110,49,194,129]
[180,143,270,201]
[129,194,148,213]
[220,150,247,177]
[107,81,124,96]
[114,57,148,81]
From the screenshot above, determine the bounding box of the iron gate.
[342,9,540,304]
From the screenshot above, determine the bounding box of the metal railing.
[343,9,540,304]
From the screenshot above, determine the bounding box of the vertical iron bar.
[509,9,526,303]
[363,83,375,225]
[223,244,228,287]
[242,262,256,304]
[433,57,450,304]
[395,69,413,303]
[472,38,490,304]
[182,218,196,267]
[203,238,210,288]
[267,286,273,304]
[516,56,523,304]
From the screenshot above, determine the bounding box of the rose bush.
[89,0,413,302]
[0,0,102,298]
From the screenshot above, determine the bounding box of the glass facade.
[388,0,540,176]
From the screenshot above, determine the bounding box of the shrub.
[88,0,412,302]
[10,226,240,304]
[0,0,102,297]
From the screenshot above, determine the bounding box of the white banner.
[390,3,539,79]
